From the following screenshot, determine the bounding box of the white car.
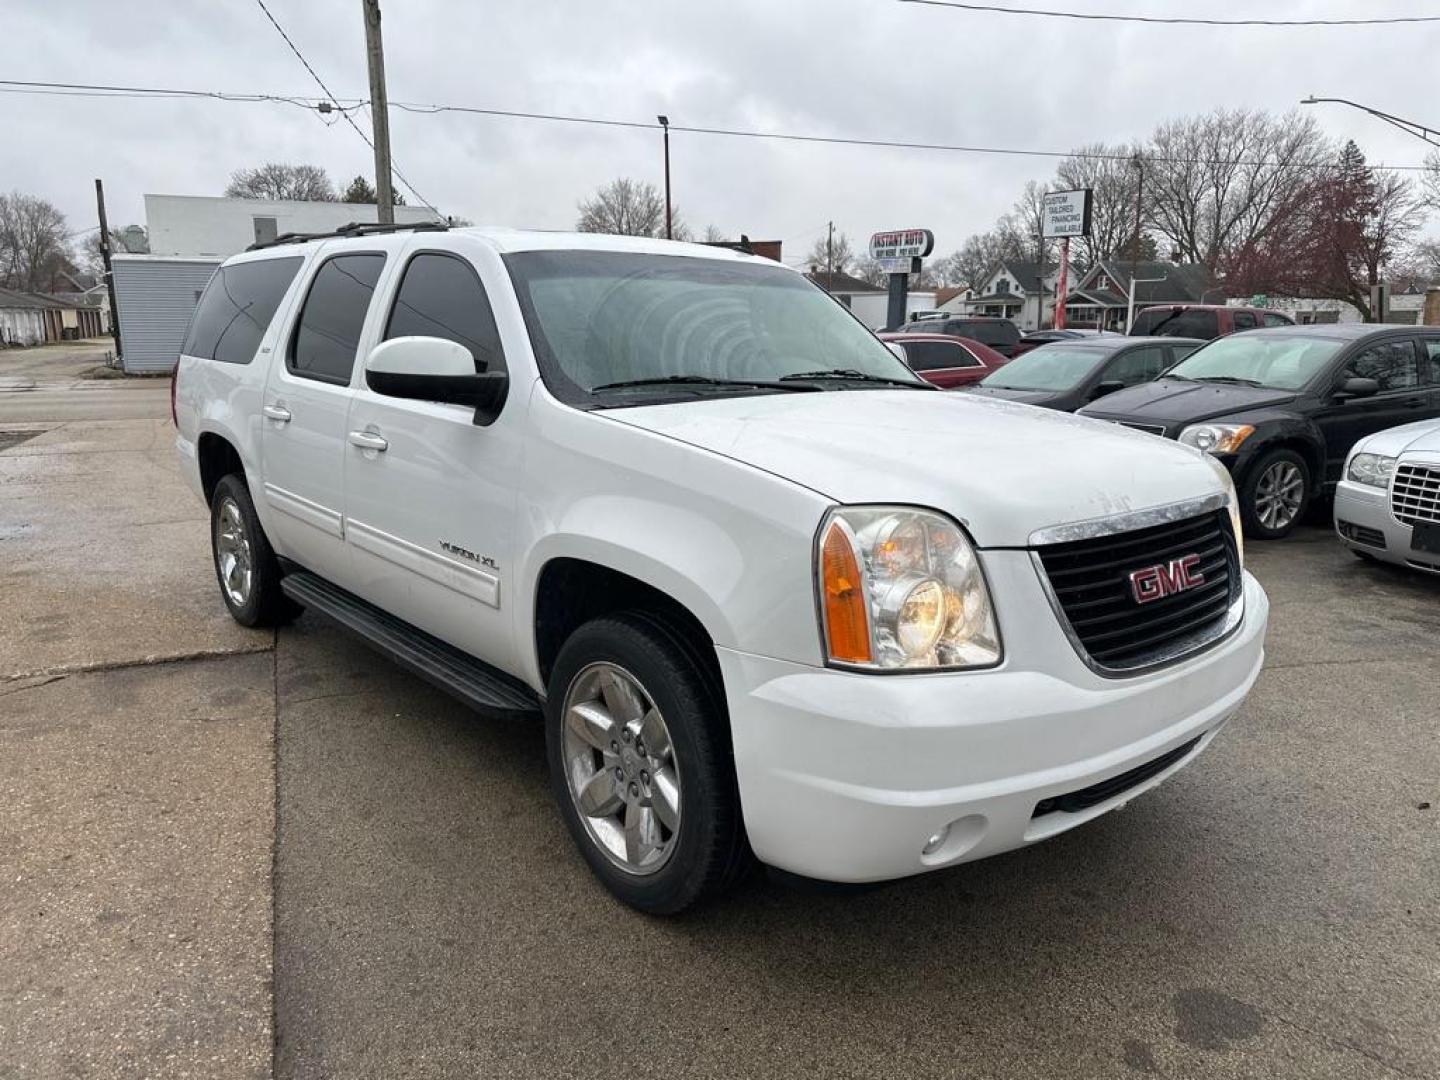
[1335,418,1440,573]
[174,223,1269,913]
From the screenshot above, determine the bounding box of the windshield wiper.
[1191,375,1264,387]
[778,368,933,389]
[591,374,820,394]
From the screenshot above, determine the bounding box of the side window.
[1424,339,1440,382]
[1103,345,1167,387]
[289,253,387,384]
[1166,310,1219,338]
[1263,312,1292,328]
[1231,311,1258,331]
[1340,340,1420,392]
[181,256,303,364]
[383,252,505,373]
[1129,308,1162,335]
[1167,343,1201,365]
[903,341,978,371]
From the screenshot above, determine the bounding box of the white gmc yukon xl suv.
[175,223,1269,913]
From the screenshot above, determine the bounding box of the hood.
[1080,377,1298,424]
[963,385,1066,407]
[1356,417,1440,459]
[606,390,1226,547]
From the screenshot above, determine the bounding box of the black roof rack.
[246,219,450,252]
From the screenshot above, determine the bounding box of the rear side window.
[1128,308,1167,336]
[969,322,1019,348]
[902,340,980,372]
[384,253,505,373]
[182,257,302,364]
[1232,311,1258,331]
[289,253,387,384]
[1263,312,1293,328]
[1162,309,1219,338]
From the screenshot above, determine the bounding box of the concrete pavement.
[2,401,1437,1078]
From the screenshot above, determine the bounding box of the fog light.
[921,826,950,856]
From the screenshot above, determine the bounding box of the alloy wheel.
[215,497,254,608]
[1255,460,1304,531]
[560,661,681,876]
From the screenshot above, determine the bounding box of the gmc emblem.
[1129,554,1205,604]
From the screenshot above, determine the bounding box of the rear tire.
[545,612,751,914]
[210,474,301,627]
[1240,448,1310,540]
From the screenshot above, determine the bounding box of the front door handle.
[348,430,389,452]
[1402,396,1426,408]
[262,403,292,423]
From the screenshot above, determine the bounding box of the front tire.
[1240,448,1310,539]
[545,613,751,914]
[210,474,300,627]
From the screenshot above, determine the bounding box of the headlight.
[1347,452,1397,489]
[1179,423,1256,455]
[817,507,1001,671]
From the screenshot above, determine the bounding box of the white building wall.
[113,255,224,373]
[1226,294,1424,325]
[145,194,439,257]
[0,309,47,346]
[844,291,938,329]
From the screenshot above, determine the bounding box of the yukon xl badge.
[1129,554,1204,605]
[440,540,497,570]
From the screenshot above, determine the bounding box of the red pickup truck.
[1128,304,1293,339]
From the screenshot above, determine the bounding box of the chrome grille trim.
[1028,492,1229,547]
[1392,463,1440,526]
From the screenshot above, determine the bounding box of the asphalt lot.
[2,355,1437,1078]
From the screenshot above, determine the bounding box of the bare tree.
[225,163,337,201]
[1388,238,1440,290]
[1055,144,1144,268]
[806,231,856,275]
[1423,150,1440,211]
[81,225,147,275]
[1144,108,1329,272]
[702,224,726,243]
[577,178,686,238]
[1006,180,1053,265]
[0,191,72,292]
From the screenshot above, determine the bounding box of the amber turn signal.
[821,521,872,663]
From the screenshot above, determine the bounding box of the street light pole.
[1300,96,1440,147]
[657,115,672,240]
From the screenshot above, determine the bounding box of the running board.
[281,571,541,720]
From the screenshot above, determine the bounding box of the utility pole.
[826,221,834,277]
[362,0,395,224]
[94,179,122,359]
[657,116,672,239]
[1128,153,1145,329]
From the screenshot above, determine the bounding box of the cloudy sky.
[6,0,1437,263]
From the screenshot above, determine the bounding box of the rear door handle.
[348,430,389,452]
[262,403,292,423]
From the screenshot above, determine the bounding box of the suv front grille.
[1035,510,1240,673]
[1391,463,1440,526]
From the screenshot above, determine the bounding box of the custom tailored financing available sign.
[869,229,935,261]
[1042,189,1093,239]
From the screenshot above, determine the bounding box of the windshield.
[979,344,1109,391]
[1166,333,1344,390]
[503,251,924,405]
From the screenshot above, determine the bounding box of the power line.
[249,0,440,215]
[4,76,1436,173]
[896,0,1440,27]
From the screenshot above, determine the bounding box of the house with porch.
[1062,259,1219,331]
[938,260,1075,332]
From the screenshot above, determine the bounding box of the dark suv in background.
[899,315,1023,357]
[1129,304,1293,340]
[1079,324,1440,539]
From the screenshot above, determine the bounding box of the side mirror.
[1091,379,1126,400]
[885,342,909,364]
[1336,376,1379,400]
[364,336,508,426]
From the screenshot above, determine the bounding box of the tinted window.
[1103,345,1168,387]
[1425,338,1440,380]
[902,340,980,372]
[384,253,504,373]
[954,321,1018,347]
[1340,340,1420,391]
[1263,312,1293,328]
[289,253,386,384]
[182,257,303,364]
[1128,308,1169,335]
[1168,342,1201,364]
[1231,311,1258,331]
[1162,309,1219,338]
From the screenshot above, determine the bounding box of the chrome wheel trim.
[215,497,254,608]
[1255,461,1304,531]
[560,661,681,877]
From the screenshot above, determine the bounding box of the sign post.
[1041,189,1092,331]
[869,229,934,328]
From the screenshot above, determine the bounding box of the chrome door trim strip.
[262,482,344,539]
[346,518,500,609]
[1028,491,1229,547]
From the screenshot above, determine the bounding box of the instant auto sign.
[868,229,935,260]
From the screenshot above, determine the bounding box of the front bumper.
[719,560,1269,883]
[1333,479,1440,573]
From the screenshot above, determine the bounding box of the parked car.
[1011,328,1120,357]
[967,336,1203,412]
[878,331,1009,388]
[1079,324,1440,539]
[896,315,1023,357]
[1334,417,1440,572]
[1128,304,1293,340]
[175,223,1268,913]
